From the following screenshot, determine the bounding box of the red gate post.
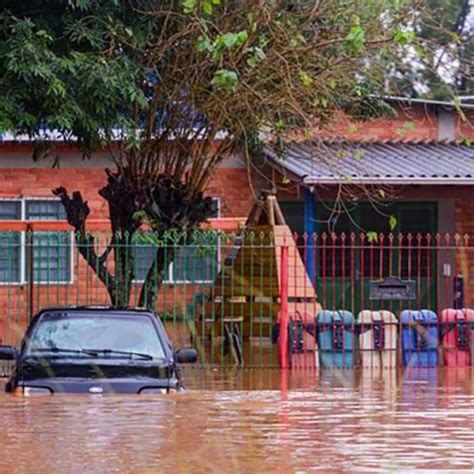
[279,245,289,369]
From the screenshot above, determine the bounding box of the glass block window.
[133,234,158,282]
[0,199,71,284]
[25,200,71,282]
[172,233,219,282]
[0,201,21,283]
[25,200,67,220]
[0,232,21,283]
[0,201,21,220]
[133,198,220,283]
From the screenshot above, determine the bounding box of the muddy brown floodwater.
[0,367,473,473]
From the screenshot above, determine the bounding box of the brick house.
[264,97,474,313]
[0,97,473,344]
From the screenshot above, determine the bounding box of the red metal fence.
[0,226,473,369]
[278,232,474,370]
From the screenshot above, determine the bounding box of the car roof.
[37,306,156,317]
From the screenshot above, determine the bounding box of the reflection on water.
[1,367,473,473]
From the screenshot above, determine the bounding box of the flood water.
[1,367,473,473]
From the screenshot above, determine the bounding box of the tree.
[0,0,445,309]
[384,0,473,98]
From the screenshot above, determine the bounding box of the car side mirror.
[174,348,197,364]
[0,345,17,360]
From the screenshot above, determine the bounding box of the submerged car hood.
[19,377,176,394]
[19,358,172,380]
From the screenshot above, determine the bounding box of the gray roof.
[264,140,474,185]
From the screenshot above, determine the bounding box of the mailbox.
[369,276,416,301]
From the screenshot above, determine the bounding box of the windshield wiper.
[84,349,154,360]
[32,347,99,357]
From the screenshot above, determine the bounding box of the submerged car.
[0,306,197,395]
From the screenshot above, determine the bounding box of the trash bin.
[401,310,438,367]
[288,311,318,368]
[441,309,474,367]
[358,310,397,368]
[317,310,355,368]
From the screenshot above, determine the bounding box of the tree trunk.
[138,246,175,311]
[111,231,135,308]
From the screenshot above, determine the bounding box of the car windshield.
[25,313,166,360]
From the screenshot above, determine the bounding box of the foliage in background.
[385,0,473,99]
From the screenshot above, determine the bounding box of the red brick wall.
[0,160,254,345]
[291,105,473,142]
[1,166,254,219]
[459,116,474,141]
[315,107,438,141]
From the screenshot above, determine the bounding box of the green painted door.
[281,201,438,316]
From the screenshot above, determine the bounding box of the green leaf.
[389,215,397,230]
[394,29,414,47]
[367,231,378,243]
[290,34,306,48]
[459,135,472,147]
[414,44,426,57]
[298,70,313,86]
[282,176,290,184]
[274,119,284,129]
[351,14,361,25]
[451,100,467,122]
[336,150,345,159]
[196,34,213,53]
[378,189,386,199]
[221,30,248,48]
[404,121,415,130]
[397,128,407,137]
[451,32,461,45]
[47,79,66,98]
[211,69,238,92]
[36,29,53,43]
[183,0,198,14]
[223,32,237,48]
[348,125,357,134]
[354,149,366,160]
[203,1,213,15]
[345,26,365,53]
[132,210,148,222]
